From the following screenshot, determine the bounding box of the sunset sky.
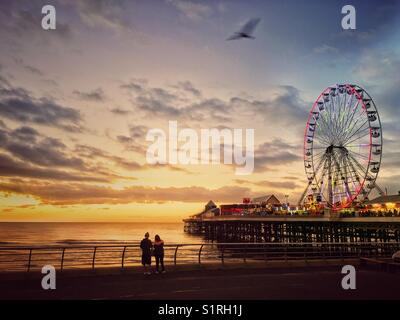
[0,0,399,222]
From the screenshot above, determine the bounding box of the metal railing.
[0,242,399,273]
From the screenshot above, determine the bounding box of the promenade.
[1,261,400,300]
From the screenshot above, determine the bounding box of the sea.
[0,222,209,271]
[0,222,204,247]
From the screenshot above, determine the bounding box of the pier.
[183,216,400,243]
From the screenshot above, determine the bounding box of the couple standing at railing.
[140,232,166,275]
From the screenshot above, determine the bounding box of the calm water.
[0,222,204,246]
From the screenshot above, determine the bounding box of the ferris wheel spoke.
[313,125,332,145]
[343,119,369,145]
[341,151,362,185]
[347,153,368,179]
[347,151,370,167]
[313,152,327,170]
[339,95,357,134]
[347,149,369,161]
[311,146,330,150]
[312,149,326,161]
[343,154,364,188]
[340,155,354,199]
[342,112,365,143]
[317,113,333,141]
[347,155,365,178]
[337,99,360,143]
[342,109,367,143]
[331,98,341,140]
[344,129,370,147]
[314,134,331,146]
[316,158,329,196]
[336,94,353,141]
[345,144,370,148]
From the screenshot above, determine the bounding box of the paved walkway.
[1,264,400,299]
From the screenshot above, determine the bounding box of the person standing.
[154,234,165,274]
[140,232,152,275]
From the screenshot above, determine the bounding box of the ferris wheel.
[299,84,383,210]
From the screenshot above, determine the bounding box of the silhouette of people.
[154,234,165,273]
[140,232,152,275]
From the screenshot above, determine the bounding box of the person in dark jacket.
[153,234,165,273]
[140,232,152,275]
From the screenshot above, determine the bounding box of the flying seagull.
[226,18,261,41]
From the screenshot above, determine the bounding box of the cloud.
[234,179,300,190]
[167,0,212,21]
[5,136,85,170]
[254,138,302,172]
[328,1,399,53]
[0,74,83,132]
[0,125,142,183]
[74,144,142,171]
[121,79,307,126]
[173,80,202,97]
[0,153,107,183]
[116,124,149,153]
[313,44,338,55]
[13,57,44,76]
[0,4,72,42]
[353,50,400,118]
[74,0,134,32]
[110,108,131,115]
[0,97,83,132]
[74,143,191,173]
[73,88,106,101]
[120,78,147,92]
[0,181,253,205]
[381,150,400,170]
[377,175,400,196]
[10,126,39,143]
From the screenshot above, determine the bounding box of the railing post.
[221,246,225,264]
[174,245,180,266]
[60,248,66,272]
[198,244,204,264]
[27,248,33,272]
[121,246,127,269]
[92,247,97,270]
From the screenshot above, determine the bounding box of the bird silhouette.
[226,18,261,41]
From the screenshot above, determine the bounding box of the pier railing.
[0,242,399,273]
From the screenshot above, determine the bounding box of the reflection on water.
[0,222,204,246]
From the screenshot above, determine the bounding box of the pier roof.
[251,195,280,204]
[365,194,400,205]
